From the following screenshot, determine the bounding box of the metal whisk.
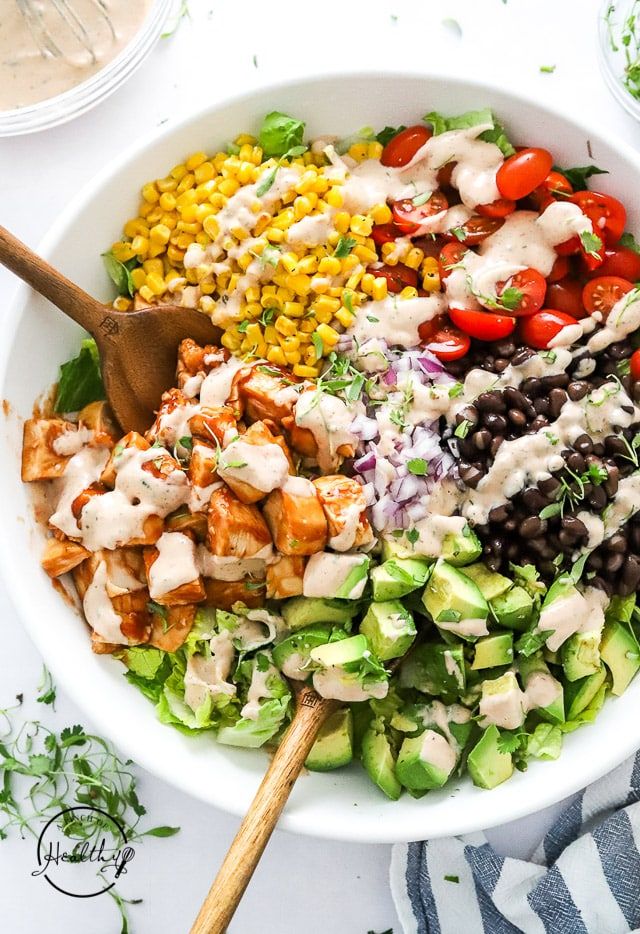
[16,0,115,63]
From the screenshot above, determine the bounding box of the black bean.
[562,516,589,538]
[587,552,604,571]
[632,381,640,402]
[494,359,509,373]
[565,451,585,473]
[608,341,632,360]
[519,516,544,538]
[508,408,527,428]
[521,488,549,512]
[494,340,517,358]
[622,556,640,590]
[542,373,570,388]
[549,388,568,419]
[606,553,625,574]
[559,529,578,548]
[506,543,520,561]
[604,435,627,456]
[489,537,504,554]
[476,391,506,413]
[503,518,517,532]
[489,505,511,523]
[539,476,562,498]
[504,387,527,410]
[607,533,628,553]
[484,413,509,434]
[631,526,640,550]
[574,433,594,455]
[567,381,589,401]
[591,576,614,597]
[533,398,550,415]
[490,436,504,458]
[472,429,492,451]
[512,347,536,366]
[604,467,619,498]
[521,377,542,397]
[459,464,483,488]
[593,442,605,457]
[529,415,550,432]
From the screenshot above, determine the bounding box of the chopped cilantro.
[256,166,278,197]
[454,419,472,439]
[407,458,428,476]
[580,230,603,259]
[334,235,357,259]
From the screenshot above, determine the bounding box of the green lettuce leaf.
[526,723,562,760]
[101,250,138,297]
[258,111,306,158]
[376,125,406,147]
[53,338,105,414]
[216,696,291,748]
[424,108,515,157]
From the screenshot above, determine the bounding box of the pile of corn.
[109,136,441,378]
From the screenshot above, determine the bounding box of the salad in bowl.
[21,106,640,801]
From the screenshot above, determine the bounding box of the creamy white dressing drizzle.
[536,586,607,652]
[419,729,457,773]
[83,560,123,644]
[197,545,269,581]
[312,668,388,702]
[218,439,289,493]
[302,552,368,599]
[294,390,361,472]
[184,631,237,711]
[148,532,199,598]
[348,294,447,349]
[52,425,94,457]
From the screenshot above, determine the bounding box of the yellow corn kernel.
[286,274,311,296]
[370,202,392,225]
[267,345,287,366]
[318,256,341,276]
[195,204,215,224]
[264,325,279,344]
[150,223,171,245]
[176,172,196,194]
[293,363,321,378]
[367,141,384,160]
[271,208,295,230]
[293,196,314,220]
[354,245,378,265]
[146,273,166,296]
[167,245,185,264]
[314,295,341,315]
[194,161,215,184]
[404,247,425,270]
[381,241,400,265]
[316,324,340,347]
[421,256,441,292]
[159,192,177,212]
[372,277,388,301]
[241,285,259,304]
[170,163,187,181]
[186,151,207,171]
[185,269,198,284]
[176,191,197,214]
[400,286,419,299]
[300,318,317,333]
[245,302,262,318]
[160,213,178,230]
[280,252,298,274]
[283,301,305,318]
[200,280,216,295]
[199,296,216,314]
[141,183,160,204]
[244,322,263,344]
[360,272,376,296]
[333,211,351,234]
[274,315,297,337]
[143,258,164,276]
[208,192,227,210]
[265,226,285,243]
[348,142,369,163]
[295,255,318,275]
[218,178,240,197]
[176,233,195,250]
[139,285,155,303]
[138,202,154,218]
[237,162,256,185]
[111,241,136,263]
[335,307,355,328]
[345,269,364,290]
[350,214,373,237]
[131,235,149,256]
[146,208,163,225]
[202,215,219,239]
[124,218,148,238]
[238,143,254,162]
[157,176,178,193]
[281,335,300,352]
[310,275,331,293]
[284,350,302,366]
[221,331,242,351]
[295,170,318,194]
[113,296,132,312]
[325,186,344,209]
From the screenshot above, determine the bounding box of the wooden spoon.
[0,224,219,433]
[190,685,338,934]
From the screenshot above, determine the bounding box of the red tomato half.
[392,192,448,235]
[381,125,432,167]
[588,246,640,281]
[443,215,503,245]
[547,255,570,282]
[571,190,626,246]
[496,148,554,201]
[531,170,574,209]
[520,310,579,349]
[366,263,418,294]
[631,349,640,380]
[437,162,455,188]
[496,268,546,316]
[476,198,516,219]
[449,307,516,340]
[438,242,467,280]
[418,317,470,360]
[371,223,402,247]
[546,279,586,319]
[582,276,634,319]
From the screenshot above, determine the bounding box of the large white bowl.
[3,72,640,843]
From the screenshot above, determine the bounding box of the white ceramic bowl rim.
[4,69,640,843]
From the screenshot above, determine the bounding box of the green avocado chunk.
[281,596,357,631]
[310,633,370,668]
[518,652,564,724]
[600,620,640,696]
[440,527,482,566]
[395,729,456,791]
[467,724,514,789]
[561,630,601,682]
[565,664,608,720]
[423,559,488,640]
[272,624,345,677]
[490,585,534,631]
[399,642,466,696]
[462,563,512,602]
[305,708,353,771]
[471,632,514,670]
[359,601,417,661]
[361,728,402,800]
[370,557,432,601]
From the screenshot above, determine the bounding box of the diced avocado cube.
[467,724,514,789]
[272,624,345,679]
[380,535,409,561]
[462,563,512,602]
[564,664,608,720]
[518,653,564,724]
[471,633,514,670]
[310,633,370,668]
[305,708,353,772]
[395,729,456,791]
[303,553,370,600]
[422,558,488,641]
[606,594,636,624]
[600,620,640,696]
[361,728,402,800]
[490,585,534,632]
[281,596,357,632]
[370,557,432,601]
[479,671,527,730]
[440,526,482,566]
[360,601,417,661]
[561,630,601,682]
[390,710,421,733]
[399,643,466,696]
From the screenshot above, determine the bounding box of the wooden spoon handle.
[190,690,337,934]
[0,225,105,334]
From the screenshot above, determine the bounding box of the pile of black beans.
[447,337,640,595]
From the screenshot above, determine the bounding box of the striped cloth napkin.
[390,750,640,933]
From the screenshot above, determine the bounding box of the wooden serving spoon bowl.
[0,224,219,433]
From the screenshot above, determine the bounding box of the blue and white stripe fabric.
[390,751,640,933]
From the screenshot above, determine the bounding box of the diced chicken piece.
[100,431,149,488]
[313,475,374,552]
[217,420,292,505]
[266,555,305,599]
[74,550,151,647]
[41,536,90,578]
[188,441,218,488]
[189,406,237,447]
[207,486,272,557]
[203,578,265,610]
[77,401,119,449]
[143,531,206,606]
[165,509,208,539]
[230,363,304,425]
[177,338,229,393]
[148,604,197,652]
[22,418,79,481]
[263,476,328,556]
[145,388,198,448]
[111,588,153,644]
[90,633,121,655]
[281,418,318,458]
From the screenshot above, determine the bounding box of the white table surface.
[2,1,640,931]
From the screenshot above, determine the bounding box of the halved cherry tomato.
[496,148,554,201]
[365,263,418,294]
[496,268,546,316]
[555,236,581,256]
[476,198,517,219]
[371,223,402,247]
[443,215,503,245]
[546,278,586,318]
[381,125,432,167]
[582,276,634,319]
[437,162,455,188]
[630,349,640,380]
[519,309,579,349]
[587,246,640,281]
[418,317,470,360]
[449,307,516,341]
[438,242,467,280]
[392,192,448,235]
[547,255,570,282]
[531,170,573,210]
[571,190,626,246]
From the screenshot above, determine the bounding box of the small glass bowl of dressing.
[598,0,640,122]
[0,0,173,137]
